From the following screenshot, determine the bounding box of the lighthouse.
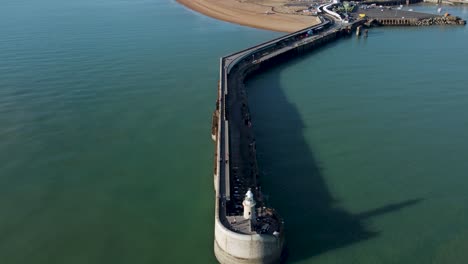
[242,189,256,220]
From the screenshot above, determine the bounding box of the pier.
[211,7,465,264]
[212,16,363,264]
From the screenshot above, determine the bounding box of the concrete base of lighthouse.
[214,238,281,264]
[213,218,284,264]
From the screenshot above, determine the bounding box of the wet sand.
[176,0,321,32]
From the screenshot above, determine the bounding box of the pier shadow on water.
[245,47,422,263]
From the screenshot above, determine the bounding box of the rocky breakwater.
[415,15,466,26]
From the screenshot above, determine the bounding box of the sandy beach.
[176,0,321,32]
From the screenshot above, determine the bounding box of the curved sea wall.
[214,204,283,263]
[212,17,363,264]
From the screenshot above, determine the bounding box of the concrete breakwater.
[211,16,364,264]
[211,8,465,264]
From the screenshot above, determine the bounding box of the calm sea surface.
[0,0,467,263]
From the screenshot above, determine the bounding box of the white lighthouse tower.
[243,189,256,220]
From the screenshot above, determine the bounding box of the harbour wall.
[212,9,465,263]
[213,17,364,264]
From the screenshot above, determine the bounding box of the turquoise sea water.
[0,0,467,263]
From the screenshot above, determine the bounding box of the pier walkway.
[216,15,337,235]
[212,7,464,263]
[212,14,362,264]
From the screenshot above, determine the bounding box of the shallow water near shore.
[0,0,467,263]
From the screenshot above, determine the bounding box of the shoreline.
[175,0,321,33]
